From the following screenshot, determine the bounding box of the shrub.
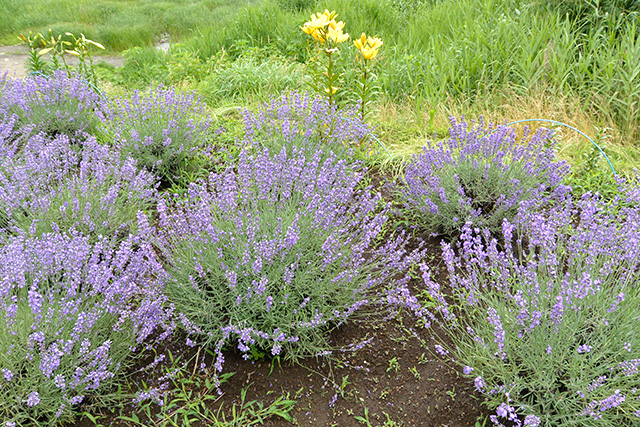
[102,86,210,189]
[0,71,104,142]
[421,180,640,426]
[0,228,174,426]
[158,145,420,387]
[241,91,371,159]
[399,117,571,239]
[0,133,157,240]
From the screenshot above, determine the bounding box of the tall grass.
[4,0,639,143]
[0,0,250,51]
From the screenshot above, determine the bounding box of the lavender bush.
[102,86,211,188]
[422,181,640,426]
[0,71,103,142]
[0,226,174,426]
[399,117,571,238]
[0,133,157,240]
[158,145,420,387]
[241,91,371,159]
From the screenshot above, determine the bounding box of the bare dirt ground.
[0,44,124,79]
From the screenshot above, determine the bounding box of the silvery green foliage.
[159,145,423,389]
[422,179,640,426]
[400,117,571,239]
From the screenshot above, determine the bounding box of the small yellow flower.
[322,9,338,22]
[327,26,349,44]
[368,36,383,50]
[354,33,383,60]
[354,33,367,51]
[301,25,324,42]
[304,12,331,30]
[328,20,345,31]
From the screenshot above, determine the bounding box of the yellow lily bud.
[325,85,338,94]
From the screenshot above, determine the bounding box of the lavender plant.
[241,91,371,159]
[102,86,211,188]
[0,226,175,426]
[0,71,104,142]
[399,118,571,239]
[421,181,640,426]
[158,145,420,387]
[0,133,157,240]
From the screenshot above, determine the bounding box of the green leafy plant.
[423,183,640,425]
[102,86,210,189]
[20,29,105,86]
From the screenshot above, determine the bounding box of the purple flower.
[25,391,40,407]
[474,376,486,392]
[463,365,474,375]
[524,415,541,426]
[159,144,419,388]
[577,344,592,354]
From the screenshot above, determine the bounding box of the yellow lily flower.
[354,33,383,61]
[322,10,338,22]
[304,12,330,29]
[327,26,349,44]
[354,33,367,51]
[301,25,324,42]
[328,20,345,31]
[368,36,383,50]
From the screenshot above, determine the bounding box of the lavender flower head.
[102,86,210,187]
[422,179,640,425]
[0,227,175,424]
[241,91,372,157]
[0,132,157,239]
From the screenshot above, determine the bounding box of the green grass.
[6,0,639,146]
[0,0,254,51]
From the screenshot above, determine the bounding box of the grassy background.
[0,0,255,50]
[1,0,639,187]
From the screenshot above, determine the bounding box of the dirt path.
[0,44,124,79]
